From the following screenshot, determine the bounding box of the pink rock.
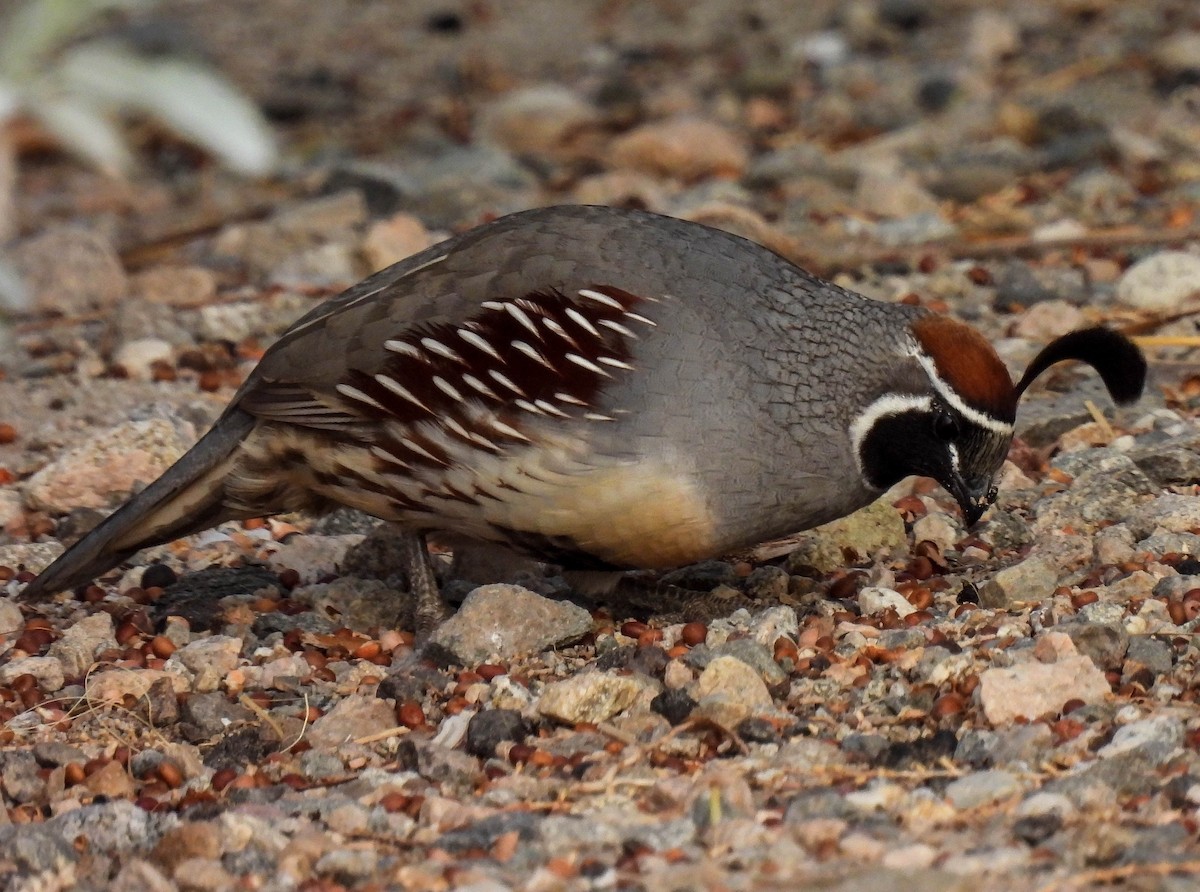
[23,416,194,513]
[610,117,748,182]
[980,633,1110,724]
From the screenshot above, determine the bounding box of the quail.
[20,205,1146,629]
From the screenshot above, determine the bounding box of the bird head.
[853,316,1147,526]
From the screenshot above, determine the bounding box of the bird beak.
[948,475,997,527]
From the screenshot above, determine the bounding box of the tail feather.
[20,410,258,600]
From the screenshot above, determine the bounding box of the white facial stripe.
[947,442,960,476]
[850,393,933,477]
[910,350,1014,436]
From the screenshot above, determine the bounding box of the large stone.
[428,584,592,665]
[978,633,1110,725]
[47,611,117,680]
[538,671,659,725]
[610,117,749,182]
[14,225,128,315]
[1117,251,1200,311]
[24,415,195,513]
[786,498,908,574]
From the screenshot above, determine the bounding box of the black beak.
[949,476,997,527]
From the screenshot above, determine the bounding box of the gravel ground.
[6,0,1200,889]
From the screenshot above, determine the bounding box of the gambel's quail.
[20,205,1146,629]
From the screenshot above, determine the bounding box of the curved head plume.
[1013,326,1147,406]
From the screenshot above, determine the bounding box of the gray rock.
[405,147,538,228]
[979,554,1061,606]
[1077,601,1129,626]
[1063,622,1130,672]
[1117,251,1200,311]
[429,584,592,664]
[743,565,790,600]
[1126,495,1200,539]
[1125,636,1174,677]
[976,508,1033,551]
[47,611,116,680]
[32,741,86,767]
[436,811,539,854]
[1034,449,1154,533]
[1098,715,1184,759]
[292,578,405,633]
[1048,746,1174,803]
[1130,444,1200,487]
[945,769,1022,809]
[180,692,256,738]
[307,695,396,749]
[466,709,529,758]
[787,787,854,821]
[176,635,243,692]
[0,825,77,873]
[1,750,43,803]
[50,800,176,855]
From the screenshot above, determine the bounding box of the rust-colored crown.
[911,315,1016,422]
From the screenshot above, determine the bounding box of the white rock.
[857,586,916,618]
[112,338,174,380]
[1116,251,1200,311]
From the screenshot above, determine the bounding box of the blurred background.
[2,0,1200,501]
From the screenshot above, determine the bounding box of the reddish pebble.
[0,423,16,444]
[1070,590,1099,609]
[211,768,237,791]
[397,700,426,728]
[680,622,707,646]
[380,792,410,812]
[621,621,649,639]
[931,692,965,719]
[477,663,507,680]
[508,744,534,765]
[157,760,184,789]
[277,568,301,589]
[148,636,176,659]
[354,641,382,660]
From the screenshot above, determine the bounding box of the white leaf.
[29,91,132,174]
[0,0,153,80]
[60,43,277,176]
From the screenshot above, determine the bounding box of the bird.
[19,204,1147,631]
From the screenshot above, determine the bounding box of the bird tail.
[20,409,258,600]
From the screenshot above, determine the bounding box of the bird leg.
[399,531,452,643]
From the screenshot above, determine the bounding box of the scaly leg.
[399,531,452,642]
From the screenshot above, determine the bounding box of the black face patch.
[858,402,1013,498]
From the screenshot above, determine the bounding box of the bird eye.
[933,411,959,442]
